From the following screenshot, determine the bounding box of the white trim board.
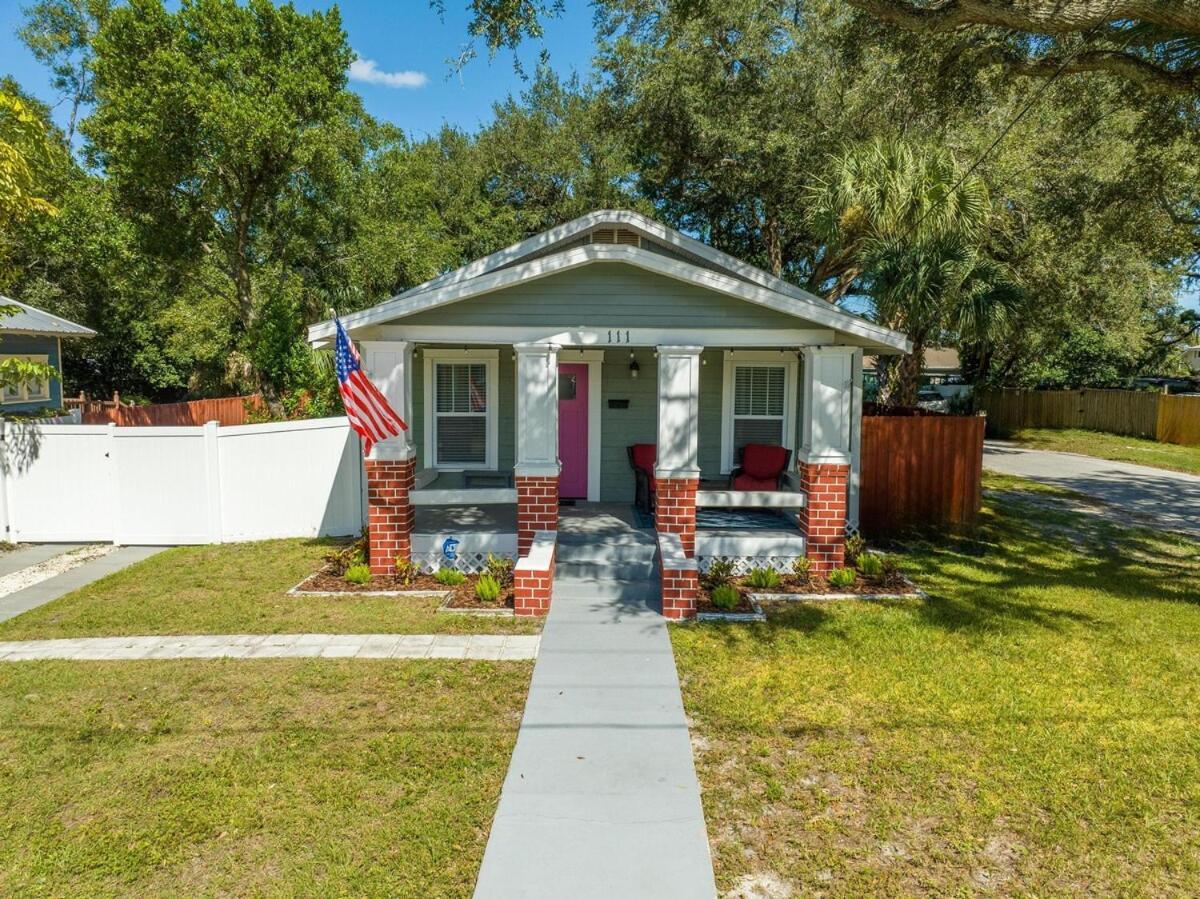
[363,325,837,348]
[310,242,910,354]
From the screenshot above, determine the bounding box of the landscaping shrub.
[475,574,502,603]
[710,584,740,611]
[393,557,417,586]
[745,567,781,590]
[702,558,736,592]
[325,537,367,576]
[857,553,884,580]
[344,563,371,585]
[791,556,812,584]
[844,533,867,565]
[434,567,466,586]
[827,567,856,589]
[485,553,514,587]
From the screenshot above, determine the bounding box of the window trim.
[0,354,52,405]
[719,350,799,473]
[423,348,499,470]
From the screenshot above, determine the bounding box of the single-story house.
[0,296,95,414]
[1184,345,1200,374]
[309,210,910,618]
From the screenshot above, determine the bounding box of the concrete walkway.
[0,543,84,577]
[0,632,541,661]
[0,545,166,623]
[475,519,716,898]
[984,440,1200,539]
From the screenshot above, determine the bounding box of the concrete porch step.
[554,560,657,582]
[554,542,658,564]
[553,577,661,601]
[555,529,657,549]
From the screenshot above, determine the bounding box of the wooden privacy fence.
[66,393,263,427]
[858,413,986,535]
[976,388,1200,446]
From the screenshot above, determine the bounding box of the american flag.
[334,317,407,456]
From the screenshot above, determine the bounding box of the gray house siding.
[0,334,63,414]
[400,264,803,331]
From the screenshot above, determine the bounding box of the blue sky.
[0,0,598,139]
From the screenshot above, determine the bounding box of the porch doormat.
[630,506,792,530]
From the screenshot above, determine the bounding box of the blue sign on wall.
[442,537,459,561]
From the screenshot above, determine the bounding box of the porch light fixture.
[629,351,640,379]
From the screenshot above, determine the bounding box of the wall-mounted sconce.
[629,351,640,379]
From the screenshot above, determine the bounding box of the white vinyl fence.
[0,417,365,544]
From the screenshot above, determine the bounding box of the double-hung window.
[423,350,498,469]
[720,352,798,472]
[0,354,51,405]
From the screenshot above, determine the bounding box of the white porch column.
[655,346,702,582]
[514,342,560,555]
[359,339,415,461]
[359,339,416,572]
[797,346,860,574]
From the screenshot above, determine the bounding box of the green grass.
[1007,427,1200,475]
[672,474,1200,896]
[0,659,531,897]
[0,539,539,640]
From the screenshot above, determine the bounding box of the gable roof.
[0,296,95,338]
[308,210,911,353]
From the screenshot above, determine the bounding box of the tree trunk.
[880,341,927,408]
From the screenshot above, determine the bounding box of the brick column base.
[365,457,415,575]
[654,476,698,556]
[797,461,849,576]
[514,533,556,616]
[661,566,699,621]
[516,475,559,556]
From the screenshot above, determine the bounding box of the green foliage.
[844,534,867,565]
[324,539,366,577]
[745,567,781,590]
[857,553,885,580]
[344,563,370,586]
[827,567,857,589]
[434,567,466,587]
[485,553,514,587]
[702,558,736,592]
[393,557,417,587]
[474,573,502,603]
[710,584,740,611]
[790,556,812,584]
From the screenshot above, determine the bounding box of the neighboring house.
[1184,345,1200,374]
[309,210,910,618]
[0,296,95,414]
[864,346,967,397]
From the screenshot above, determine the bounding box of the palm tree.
[808,137,1021,405]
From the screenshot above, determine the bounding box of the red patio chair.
[730,443,792,491]
[627,443,657,513]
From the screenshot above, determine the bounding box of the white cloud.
[348,54,428,89]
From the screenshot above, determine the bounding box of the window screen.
[434,363,487,465]
[732,366,785,454]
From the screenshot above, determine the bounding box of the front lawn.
[1007,426,1200,475]
[0,539,539,640]
[673,475,1200,896]
[0,659,530,897]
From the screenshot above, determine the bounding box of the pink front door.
[558,363,588,499]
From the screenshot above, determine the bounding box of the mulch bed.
[696,588,759,616]
[293,567,515,610]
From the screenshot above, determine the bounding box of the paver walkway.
[0,633,541,661]
[984,440,1200,539]
[475,512,717,898]
[0,545,166,623]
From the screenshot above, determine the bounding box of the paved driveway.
[983,440,1200,540]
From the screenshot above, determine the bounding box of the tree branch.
[845,0,1200,36]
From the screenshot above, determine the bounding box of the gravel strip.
[0,544,116,599]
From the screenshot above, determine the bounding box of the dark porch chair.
[627,443,657,513]
[729,444,792,491]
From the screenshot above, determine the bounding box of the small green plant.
[434,567,466,586]
[325,537,367,576]
[745,566,781,590]
[791,556,812,584]
[827,567,856,589]
[880,555,905,588]
[857,553,884,580]
[394,557,417,586]
[702,558,736,591]
[844,533,867,565]
[710,584,740,611]
[485,553,514,586]
[344,563,371,585]
[475,573,502,603]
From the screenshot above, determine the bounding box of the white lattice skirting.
[412,551,517,575]
[697,555,805,576]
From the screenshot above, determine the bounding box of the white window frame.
[719,350,799,473]
[423,348,499,470]
[0,354,52,405]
